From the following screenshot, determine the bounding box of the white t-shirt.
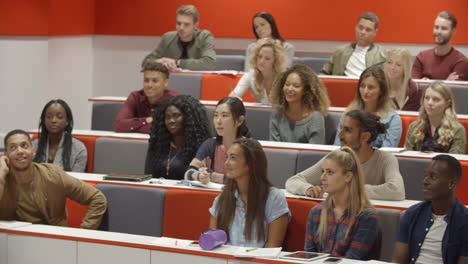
[344,45,370,77]
[415,213,448,264]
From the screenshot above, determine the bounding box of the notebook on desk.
[103,173,152,182]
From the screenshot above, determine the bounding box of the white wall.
[0,36,93,148]
[0,36,49,147]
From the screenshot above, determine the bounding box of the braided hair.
[147,95,211,170]
[33,99,74,171]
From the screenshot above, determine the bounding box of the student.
[209,138,290,247]
[185,97,251,184]
[270,64,330,144]
[412,11,467,81]
[305,147,378,260]
[0,130,106,229]
[320,12,386,77]
[244,12,294,71]
[230,38,286,104]
[333,65,402,147]
[404,81,466,154]
[393,155,468,264]
[144,95,210,180]
[286,110,405,201]
[141,5,216,71]
[114,62,179,134]
[33,99,87,172]
[383,48,422,111]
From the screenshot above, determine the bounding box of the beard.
[433,33,452,45]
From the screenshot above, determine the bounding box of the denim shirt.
[209,188,291,247]
[397,199,468,264]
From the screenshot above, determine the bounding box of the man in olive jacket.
[142,5,216,71]
[320,12,386,77]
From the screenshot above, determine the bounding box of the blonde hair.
[347,65,393,119]
[413,81,458,148]
[176,5,199,23]
[270,63,330,116]
[385,48,412,109]
[249,38,286,100]
[316,147,374,246]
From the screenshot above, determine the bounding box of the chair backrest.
[167,73,203,99]
[398,157,429,200]
[325,112,342,145]
[283,199,319,252]
[93,137,149,174]
[295,150,328,174]
[293,57,329,73]
[96,184,167,237]
[264,148,299,188]
[246,107,273,140]
[215,55,245,71]
[375,207,401,262]
[92,101,125,131]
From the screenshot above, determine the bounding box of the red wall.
[1,0,467,44]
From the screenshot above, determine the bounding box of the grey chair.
[167,73,203,99]
[398,157,429,200]
[96,184,166,236]
[375,207,402,262]
[293,57,329,73]
[264,148,299,188]
[93,137,149,174]
[91,101,125,131]
[295,150,328,173]
[246,107,273,140]
[215,55,245,71]
[325,112,342,145]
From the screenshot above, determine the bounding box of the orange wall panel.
[0,0,48,35]
[49,0,95,35]
[94,0,468,44]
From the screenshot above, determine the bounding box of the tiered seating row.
[89,99,468,154]
[65,174,409,262]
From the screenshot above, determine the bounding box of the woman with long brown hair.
[209,138,290,247]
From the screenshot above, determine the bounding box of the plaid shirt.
[304,202,378,260]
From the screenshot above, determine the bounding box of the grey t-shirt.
[270,111,325,144]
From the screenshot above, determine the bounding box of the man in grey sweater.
[286,110,405,201]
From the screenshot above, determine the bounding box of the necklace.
[166,146,179,178]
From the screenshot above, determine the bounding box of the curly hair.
[252,12,284,42]
[249,38,286,100]
[147,95,211,169]
[215,97,251,144]
[412,81,458,148]
[33,99,74,171]
[270,63,330,116]
[347,65,393,120]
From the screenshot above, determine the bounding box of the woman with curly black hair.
[144,95,211,179]
[33,99,87,172]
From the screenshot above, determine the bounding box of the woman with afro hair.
[144,95,211,179]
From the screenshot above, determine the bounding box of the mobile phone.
[324,257,342,263]
[280,251,329,261]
